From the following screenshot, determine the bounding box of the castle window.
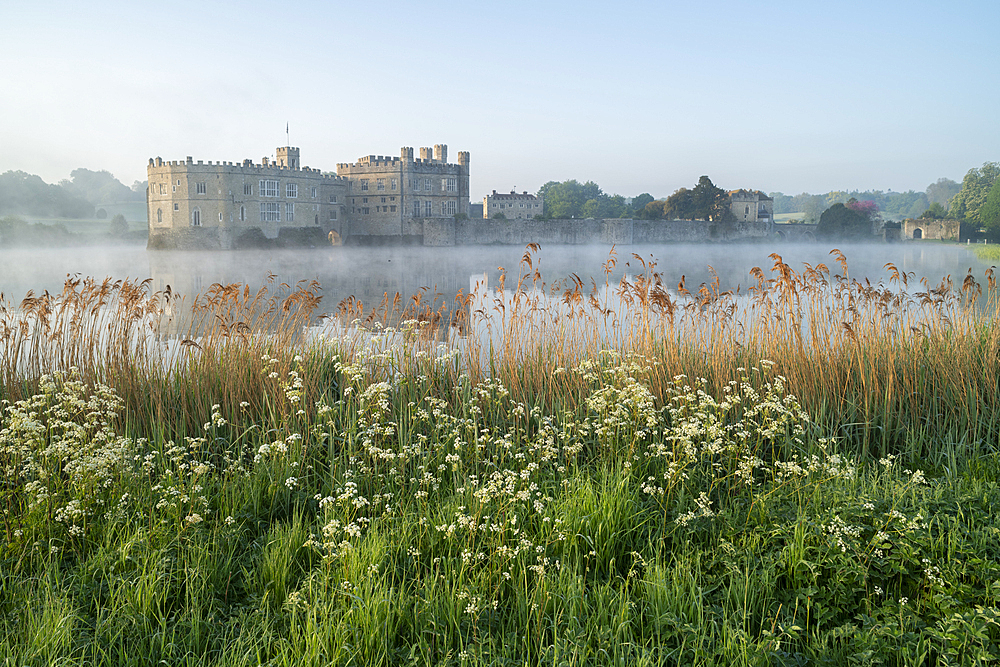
[315,215,319,225]
[260,202,280,222]
[240,206,245,221]
[424,201,432,217]
[362,197,368,204]
[381,197,386,204]
[172,185,176,193]
[376,179,385,191]
[260,180,279,197]
[360,179,369,191]
[445,178,457,192]
[329,194,337,203]
[244,183,252,196]
[391,179,397,191]
[424,178,432,191]
[156,208,162,223]
[411,178,420,191]
[159,183,166,194]
[286,183,298,198]
[390,205,397,212]
[191,208,201,226]
[361,207,370,214]
[329,209,338,221]
[219,212,223,222]
[413,201,420,217]
[176,180,181,186]
[444,201,457,216]
[174,203,179,211]
[196,182,207,195]
[286,203,294,221]
[311,187,317,198]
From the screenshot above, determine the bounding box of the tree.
[920,202,948,219]
[537,180,603,218]
[979,178,1000,240]
[846,199,879,219]
[60,168,140,205]
[641,200,666,220]
[925,178,960,209]
[0,170,93,218]
[662,188,694,220]
[817,203,871,240]
[629,193,654,217]
[109,213,128,236]
[690,176,731,221]
[949,162,1000,225]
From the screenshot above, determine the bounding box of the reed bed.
[3,246,1000,665]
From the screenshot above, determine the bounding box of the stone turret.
[434,144,447,163]
[276,146,300,170]
[419,147,433,161]
[401,146,414,162]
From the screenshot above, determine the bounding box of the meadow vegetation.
[3,246,1000,665]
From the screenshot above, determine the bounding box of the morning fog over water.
[0,243,993,314]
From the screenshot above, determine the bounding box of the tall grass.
[3,246,1000,665]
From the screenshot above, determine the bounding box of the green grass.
[4,251,1000,665]
[773,212,806,223]
[971,243,1000,262]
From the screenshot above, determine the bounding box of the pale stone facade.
[147,143,469,249]
[147,148,348,249]
[484,190,543,220]
[335,145,471,242]
[902,218,960,241]
[729,190,774,223]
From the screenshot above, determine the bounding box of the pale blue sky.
[1,0,997,199]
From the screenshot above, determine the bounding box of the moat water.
[0,242,993,314]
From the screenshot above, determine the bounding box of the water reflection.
[0,243,994,317]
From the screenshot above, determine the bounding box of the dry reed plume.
[3,246,998,453]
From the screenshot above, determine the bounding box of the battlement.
[728,189,772,201]
[147,156,346,180]
[337,157,465,174]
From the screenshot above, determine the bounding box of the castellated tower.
[401,147,414,162]
[457,152,470,217]
[419,147,433,161]
[434,144,447,163]
[276,146,300,169]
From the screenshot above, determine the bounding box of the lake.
[0,243,991,314]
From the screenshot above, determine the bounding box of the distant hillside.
[0,168,148,219]
[0,171,93,218]
[769,178,961,223]
[59,168,146,206]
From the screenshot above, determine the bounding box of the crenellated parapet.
[148,156,346,181]
[146,141,469,249]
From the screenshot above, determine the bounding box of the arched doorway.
[913,228,923,239]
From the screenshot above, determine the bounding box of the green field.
[3,251,1000,665]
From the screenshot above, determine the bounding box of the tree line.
[533,176,733,222]
[0,168,146,218]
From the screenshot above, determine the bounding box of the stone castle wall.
[902,218,960,241]
[447,218,771,246]
[147,155,348,249]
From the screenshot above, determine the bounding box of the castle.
[483,190,543,220]
[146,144,469,249]
[728,190,774,224]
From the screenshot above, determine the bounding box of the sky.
[1,0,998,200]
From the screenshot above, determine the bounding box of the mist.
[0,243,991,318]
